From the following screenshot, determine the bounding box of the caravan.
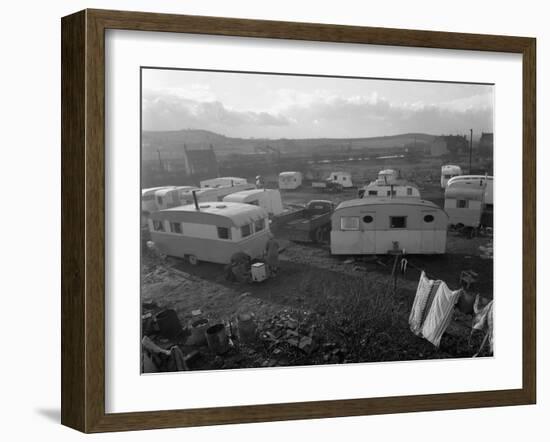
[154,186,199,210]
[328,171,353,188]
[142,186,175,213]
[359,182,421,199]
[223,189,284,216]
[330,198,448,255]
[200,177,248,188]
[444,187,485,228]
[447,175,493,206]
[179,183,256,205]
[149,201,270,265]
[376,169,399,185]
[441,165,462,188]
[278,171,303,190]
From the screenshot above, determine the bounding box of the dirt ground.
[141,161,493,372]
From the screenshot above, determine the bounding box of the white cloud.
[142,87,493,138]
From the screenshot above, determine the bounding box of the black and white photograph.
[140,68,495,374]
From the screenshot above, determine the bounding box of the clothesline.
[398,256,453,288]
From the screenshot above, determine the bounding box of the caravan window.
[250,200,259,206]
[170,222,182,234]
[340,216,359,230]
[407,187,413,196]
[241,224,252,238]
[387,190,396,196]
[217,227,231,240]
[254,218,265,232]
[368,190,378,196]
[457,199,469,208]
[390,216,407,229]
[157,196,163,206]
[153,220,165,232]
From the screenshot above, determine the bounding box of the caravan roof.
[154,187,178,198]
[447,175,493,185]
[200,176,247,187]
[152,202,267,228]
[442,165,462,172]
[142,186,174,196]
[335,197,440,211]
[223,189,267,201]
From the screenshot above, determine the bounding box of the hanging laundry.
[409,271,434,335]
[409,271,463,347]
[472,295,494,355]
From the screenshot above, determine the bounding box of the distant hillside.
[141,129,439,159]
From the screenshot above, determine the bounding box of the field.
[141,157,493,371]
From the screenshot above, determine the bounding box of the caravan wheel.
[188,255,199,266]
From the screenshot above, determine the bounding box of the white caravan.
[331,198,448,255]
[441,165,462,188]
[200,177,248,188]
[447,175,493,206]
[223,189,284,216]
[328,171,353,188]
[278,171,303,190]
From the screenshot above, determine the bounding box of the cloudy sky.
[142,68,493,139]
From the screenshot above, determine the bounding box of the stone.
[298,336,313,352]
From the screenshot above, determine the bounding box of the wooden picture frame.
[61,9,536,433]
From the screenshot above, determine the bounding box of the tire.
[188,255,199,266]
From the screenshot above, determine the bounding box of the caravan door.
[360,212,376,253]
[420,210,437,253]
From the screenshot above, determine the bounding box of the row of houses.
[404,133,493,158]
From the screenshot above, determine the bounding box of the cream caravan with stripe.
[149,202,270,265]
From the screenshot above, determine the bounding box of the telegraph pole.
[469,129,473,174]
[157,148,163,171]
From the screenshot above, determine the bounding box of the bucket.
[205,323,230,355]
[155,309,182,339]
[186,318,209,346]
[237,314,257,344]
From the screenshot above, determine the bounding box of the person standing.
[265,234,280,277]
